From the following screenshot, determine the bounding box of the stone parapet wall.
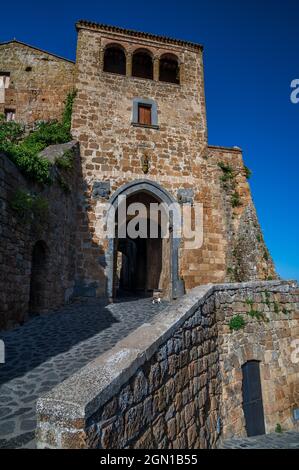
[36,280,299,449]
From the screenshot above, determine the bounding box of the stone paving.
[0,297,169,449]
[221,431,299,449]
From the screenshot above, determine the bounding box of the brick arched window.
[159,53,180,84]
[132,49,153,80]
[103,45,126,75]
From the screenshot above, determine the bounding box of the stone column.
[154,57,160,81]
[99,47,105,72]
[126,52,132,77]
[179,62,183,85]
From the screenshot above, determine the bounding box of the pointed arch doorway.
[106,180,184,301]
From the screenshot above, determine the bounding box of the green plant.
[264,290,271,308]
[244,165,252,180]
[57,174,71,193]
[246,298,254,307]
[218,162,234,182]
[229,315,246,331]
[248,309,264,321]
[0,119,24,144]
[263,250,269,261]
[10,190,49,223]
[282,308,289,316]
[273,301,280,314]
[0,91,76,185]
[275,423,283,434]
[256,234,262,243]
[55,149,74,171]
[62,90,77,128]
[231,191,242,208]
[3,141,52,184]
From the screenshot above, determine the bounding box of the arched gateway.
[106,180,185,301]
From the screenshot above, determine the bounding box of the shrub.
[248,309,264,321]
[273,301,280,314]
[3,141,52,184]
[229,315,246,331]
[0,118,24,143]
[10,190,49,223]
[55,149,74,170]
[218,161,234,182]
[275,423,283,434]
[231,191,242,208]
[0,90,76,185]
[244,165,252,180]
[264,290,271,308]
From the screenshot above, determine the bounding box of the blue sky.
[1,0,298,280]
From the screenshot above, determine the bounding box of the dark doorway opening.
[114,191,167,299]
[242,360,266,437]
[29,241,48,315]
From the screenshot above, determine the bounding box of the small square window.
[5,109,15,122]
[138,104,152,126]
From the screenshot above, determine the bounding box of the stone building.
[73,20,276,302]
[1,21,298,450]
[0,40,75,123]
[0,21,277,330]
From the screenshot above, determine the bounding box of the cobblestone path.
[0,297,169,449]
[221,431,299,449]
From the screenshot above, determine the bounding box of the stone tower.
[72,20,276,301]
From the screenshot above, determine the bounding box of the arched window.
[159,54,180,84]
[132,50,153,80]
[103,45,126,75]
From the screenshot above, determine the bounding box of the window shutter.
[138,104,152,125]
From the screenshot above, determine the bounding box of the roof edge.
[76,19,204,51]
[0,40,75,64]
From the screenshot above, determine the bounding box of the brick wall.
[0,41,75,123]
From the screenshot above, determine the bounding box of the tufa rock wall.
[0,41,75,124]
[36,280,299,449]
[72,24,276,299]
[0,144,79,330]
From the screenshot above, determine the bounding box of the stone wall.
[72,22,276,300]
[216,281,299,438]
[0,144,79,330]
[36,280,299,449]
[0,40,75,123]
